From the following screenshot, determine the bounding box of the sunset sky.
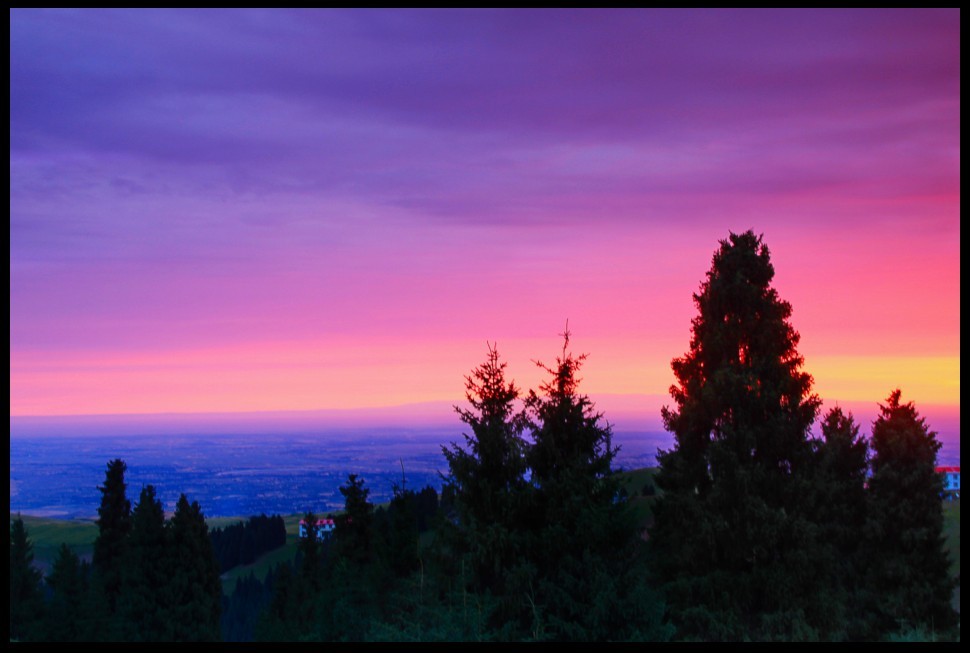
[10,10,960,437]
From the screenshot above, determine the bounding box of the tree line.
[10,461,222,641]
[210,514,287,574]
[9,230,958,641]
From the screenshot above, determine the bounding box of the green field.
[617,466,661,532]
[10,514,99,575]
[9,511,305,585]
[219,513,305,594]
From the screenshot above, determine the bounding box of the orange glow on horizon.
[10,338,959,418]
[807,355,959,406]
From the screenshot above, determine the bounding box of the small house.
[936,466,960,500]
[299,517,336,539]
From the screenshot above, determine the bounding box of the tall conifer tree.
[334,474,375,567]
[168,494,222,641]
[865,390,956,638]
[43,543,90,641]
[524,327,667,641]
[93,459,132,615]
[650,231,823,640]
[442,343,528,595]
[809,407,870,639]
[10,515,44,641]
[123,484,171,640]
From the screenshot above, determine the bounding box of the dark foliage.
[57,461,224,641]
[522,327,669,641]
[209,514,287,574]
[121,484,171,640]
[222,571,275,642]
[864,390,957,637]
[10,515,45,641]
[92,458,132,614]
[807,407,870,639]
[650,231,826,640]
[168,494,223,641]
[441,343,529,604]
[43,543,95,641]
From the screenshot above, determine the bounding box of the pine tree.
[43,543,89,641]
[650,231,824,640]
[524,327,667,641]
[865,390,957,638]
[319,474,381,641]
[297,510,322,591]
[808,407,870,639]
[122,484,172,640]
[92,458,132,614]
[168,494,222,641]
[525,327,617,491]
[290,509,323,635]
[381,487,421,578]
[442,343,528,596]
[334,474,375,567]
[256,562,300,641]
[10,515,44,641]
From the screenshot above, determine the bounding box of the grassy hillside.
[10,514,99,575]
[219,513,304,594]
[616,466,661,532]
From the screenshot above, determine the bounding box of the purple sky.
[10,9,960,438]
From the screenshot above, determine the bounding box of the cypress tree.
[650,231,823,640]
[865,390,957,638]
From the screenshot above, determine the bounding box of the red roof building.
[936,466,960,496]
[299,517,336,538]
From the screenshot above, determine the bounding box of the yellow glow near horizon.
[808,355,959,406]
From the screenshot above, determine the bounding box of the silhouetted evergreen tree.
[333,474,375,567]
[168,494,222,641]
[256,562,301,641]
[323,474,383,641]
[367,565,498,641]
[650,231,825,640]
[120,484,171,640]
[442,343,529,600]
[298,510,322,590]
[92,458,132,616]
[9,515,44,641]
[524,328,668,641]
[808,406,870,639]
[222,571,274,642]
[864,390,957,638]
[42,543,89,641]
[378,488,421,577]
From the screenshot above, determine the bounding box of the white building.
[937,466,960,499]
[299,517,336,538]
